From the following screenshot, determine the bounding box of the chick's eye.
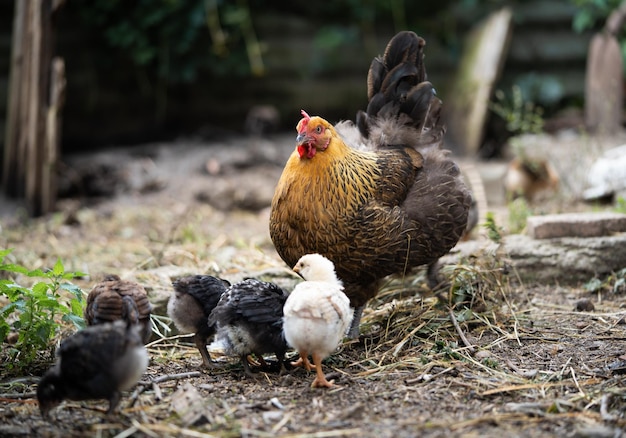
[315,126,322,134]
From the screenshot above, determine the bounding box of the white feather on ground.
[283,253,353,388]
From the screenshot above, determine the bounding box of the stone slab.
[526,212,626,239]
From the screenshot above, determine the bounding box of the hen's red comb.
[298,109,311,132]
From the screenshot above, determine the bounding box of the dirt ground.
[0,133,625,437]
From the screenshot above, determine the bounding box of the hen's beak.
[296,132,309,145]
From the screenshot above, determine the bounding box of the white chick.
[283,253,353,388]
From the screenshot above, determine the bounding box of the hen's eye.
[315,126,322,134]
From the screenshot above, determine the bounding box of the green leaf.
[63,313,86,330]
[0,263,29,275]
[52,259,65,277]
[0,322,9,343]
[25,268,47,278]
[60,283,85,300]
[31,282,51,296]
[69,298,85,317]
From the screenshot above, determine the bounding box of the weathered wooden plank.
[445,7,513,155]
[3,0,26,197]
[3,0,63,216]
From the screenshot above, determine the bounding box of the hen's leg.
[106,391,121,415]
[426,261,442,290]
[347,306,364,339]
[310,353,334,388]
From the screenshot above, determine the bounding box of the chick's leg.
[346,305,364,339]
[195,334,215,368]
[291,350,315,371]
[310,353,334,388]
[276,352,287,375]
[241,355,257,377]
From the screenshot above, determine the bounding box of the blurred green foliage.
[72,0,499,83]
[490,85,545,136]
[571,0,626,67]
[75,0,248,82]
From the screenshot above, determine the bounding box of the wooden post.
[3,0,65,216]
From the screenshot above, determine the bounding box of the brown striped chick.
[85,275,152,344]
[283,254,353,388]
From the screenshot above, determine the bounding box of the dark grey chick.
[84,274,152,343]
[208,278,288,376]
[37,320,149,418]
[167,275,231,367]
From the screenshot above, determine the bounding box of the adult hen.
[208,278,289,376]
[84,274,152,343]
[270,31,472,337]
[167,275,231,367]
[283,254,353,388]
[37,320,149,418]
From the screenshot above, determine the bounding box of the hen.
[208,278,289,376]
[283,254,353,388]
[84,274,153,343]
[37,320,149,418]
[167,275,231,367]
[269,31,472,337]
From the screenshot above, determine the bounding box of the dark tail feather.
[358,31,443,146]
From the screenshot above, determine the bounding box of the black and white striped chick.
[84,274,152,344]
[37,320,149,418]
[167,275,231,367]
[208,278,289,376]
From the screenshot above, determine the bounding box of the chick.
[85,274,152,343]
[167,275,231,367]
[208,278,288,376]
[283,254,353,388]
[504,157,559,202]
[37,320,149,418]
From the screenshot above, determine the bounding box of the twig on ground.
[449,308,475,355]
[600,393,617,421]
[128,371,202,407]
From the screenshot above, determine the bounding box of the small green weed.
[483,212,503,244]
[490,85,545,136]
[508,197,532,234]
[0,249,86,372]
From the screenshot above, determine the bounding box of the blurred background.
[1,0,625,216]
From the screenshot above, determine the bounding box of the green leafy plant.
[507,197,532,234]
[483,212,503,244]
[490,85,545,136]
[584,268,626,294]
[0,249,86,371]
